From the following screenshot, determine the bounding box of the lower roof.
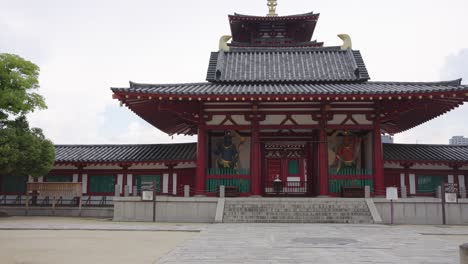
[383,143,468,166]
[53,143,468,167]
[54,143,197,165]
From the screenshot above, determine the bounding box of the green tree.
[0,53,54,177]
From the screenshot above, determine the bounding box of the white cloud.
[108,121,195,144]
[2,0,467,145]
[394,49,468,144]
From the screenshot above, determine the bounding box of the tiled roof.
[383,143,468,163]
[55,143,197,164]
[113,79,466,96]
[229,12,319,21]
[54,143,468,165]
[206,48,369,83]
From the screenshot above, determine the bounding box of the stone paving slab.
[0,216,206,232]
[157,224,468,264]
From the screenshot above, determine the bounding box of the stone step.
[223,199,374,224]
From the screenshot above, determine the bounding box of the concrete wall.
[0,207,113,218]
[113,196,219,223]
[373,198,468,225]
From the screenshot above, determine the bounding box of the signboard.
[141,181,155,191]
[141,180,156,201]
[444,183,458,193]
[142,190,154,201]
[445,193,457,203]
[386,187,398,201]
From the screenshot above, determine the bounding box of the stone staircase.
[223,198,374,224]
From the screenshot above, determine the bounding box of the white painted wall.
[448,175,454,184]
[172,173,177,195]
[260,115,287,125]
[409,174,416,194]
[82,174,88,194]
[410,164,452,170]
[459,175,466,189]
[117,174,123,194]
[163,173,169,193]
[384,163,403,169]
[127,174,133,194]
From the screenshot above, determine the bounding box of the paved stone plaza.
[157,224,468,264]
[1,217,468,263]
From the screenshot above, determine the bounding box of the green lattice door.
[417,175,444,193]
[89,175,116,194]
[1,175,26,194]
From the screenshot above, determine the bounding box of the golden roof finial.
[267,0,278,17]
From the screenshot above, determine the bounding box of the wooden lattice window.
[417,175,444,193]
[46,175,72,182]
[89,175,116,194]
[1,175,26,194]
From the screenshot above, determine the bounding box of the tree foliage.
[0,53,46,120]
[0,54,54,177]
[0,117,54,177]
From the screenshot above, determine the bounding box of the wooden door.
[266,159,282,182]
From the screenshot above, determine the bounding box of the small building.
[1,3,468,204]
[382,135,394,144]
[450,136,468,146]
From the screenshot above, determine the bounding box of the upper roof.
[54,143,197,165]
[114,79,466,97]
[383,143,468,165]
[229,12,319,21]
[206,48,369,83]
[228,11,321,48]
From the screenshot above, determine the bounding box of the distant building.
[449,136,468,145]
[382,135,394,144]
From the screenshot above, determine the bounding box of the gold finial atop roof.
[267,0,278,17]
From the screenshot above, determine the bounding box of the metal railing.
[264,181,308,196]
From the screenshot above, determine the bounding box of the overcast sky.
[1,0,468,145]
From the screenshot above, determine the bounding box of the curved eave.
[112,82,468,135]
[384,159,468,167]
[229,12,319,21]
[54,160,196,167]
[111,94,199,136]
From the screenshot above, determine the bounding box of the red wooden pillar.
[318,128,329,196]
[195,125,207,195]
[251,123,261,195]
[373,121,385,195]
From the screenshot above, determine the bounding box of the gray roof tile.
[55,143,197,164]
[113,79,467,96]
[206,48,369,83]
[383,143,468,163]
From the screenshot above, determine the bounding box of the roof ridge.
[231,12,316,18]
[384,143,468,147]
[125,82,211,88]
[55,142,197,147]
[228,46,343,53]
[369,79,463,86]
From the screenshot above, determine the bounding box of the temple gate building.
[2,2,468,205]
